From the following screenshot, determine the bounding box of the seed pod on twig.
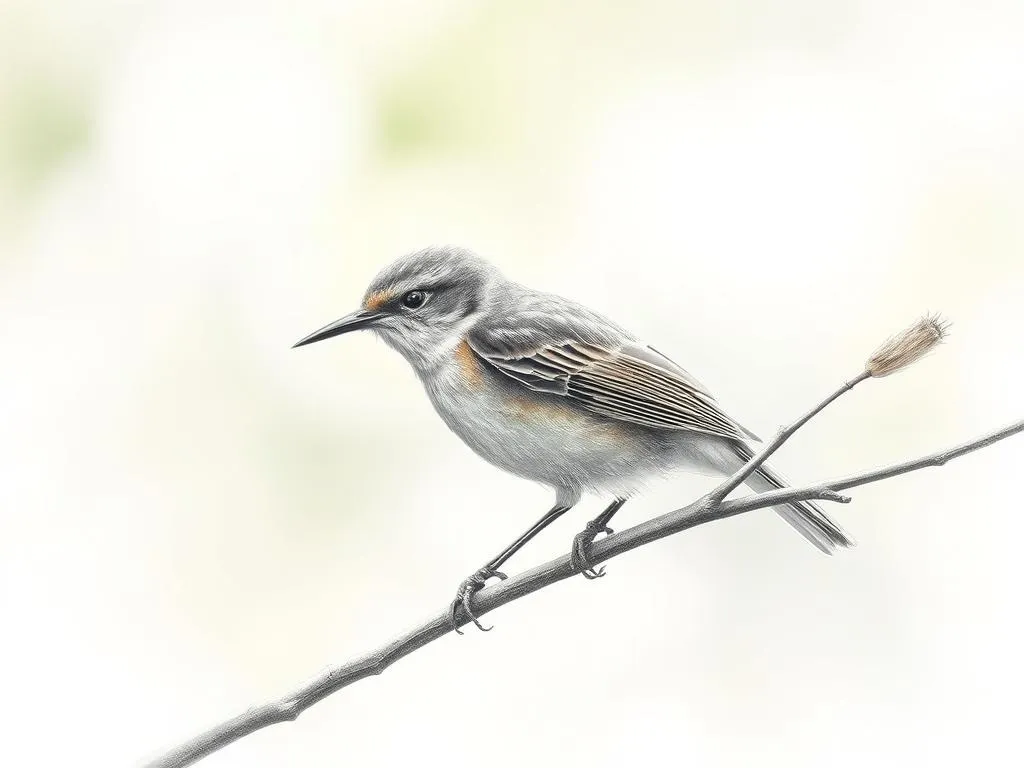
[866,314,950,377]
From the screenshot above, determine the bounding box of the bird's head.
[293,245,499,373]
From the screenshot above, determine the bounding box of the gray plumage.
[301,245,853,554]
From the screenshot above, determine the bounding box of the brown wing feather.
[469,337,756,442]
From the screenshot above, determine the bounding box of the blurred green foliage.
[1,74,91,194]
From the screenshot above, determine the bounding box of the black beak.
[292,309,384,348]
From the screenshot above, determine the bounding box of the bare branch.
[720,417,1024,515]
[144,415,1023,768]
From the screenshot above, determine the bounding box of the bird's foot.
[449,566,507,634]
[570,521,614,579]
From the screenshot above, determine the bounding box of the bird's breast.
[427,341,590,428]
[422,340,639,491]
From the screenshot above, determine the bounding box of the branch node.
[364,654,387,677]
[818,488,852,504]
[697,492,721,514]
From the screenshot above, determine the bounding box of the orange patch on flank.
[503,395,622,442]
[364,291,393,311]
[505,395,582,425]
[454,340,483,388]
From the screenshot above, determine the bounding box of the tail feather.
[732,445,854,554]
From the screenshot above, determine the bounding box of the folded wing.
[468,331,758,443]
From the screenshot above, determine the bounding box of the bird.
[294,246,853,631]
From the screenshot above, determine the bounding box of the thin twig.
[143,415,1023,768]
[710,370,871,502]
[720,417,1024,515]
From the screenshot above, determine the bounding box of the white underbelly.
[423,365,722,499]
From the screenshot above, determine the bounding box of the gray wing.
[468,291,758,442]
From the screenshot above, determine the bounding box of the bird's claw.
[450,566,507,634]
[570,521,614,579]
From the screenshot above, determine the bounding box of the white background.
[1,1,1022,766]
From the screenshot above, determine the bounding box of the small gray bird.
[294,246,853,631]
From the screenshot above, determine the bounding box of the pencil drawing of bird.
[294,246,853,631]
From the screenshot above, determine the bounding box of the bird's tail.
[732,444,854,554]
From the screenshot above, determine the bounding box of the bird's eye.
[401,290,427,309]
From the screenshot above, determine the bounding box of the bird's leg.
[570,498,627,579]
[450,503,572,633]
